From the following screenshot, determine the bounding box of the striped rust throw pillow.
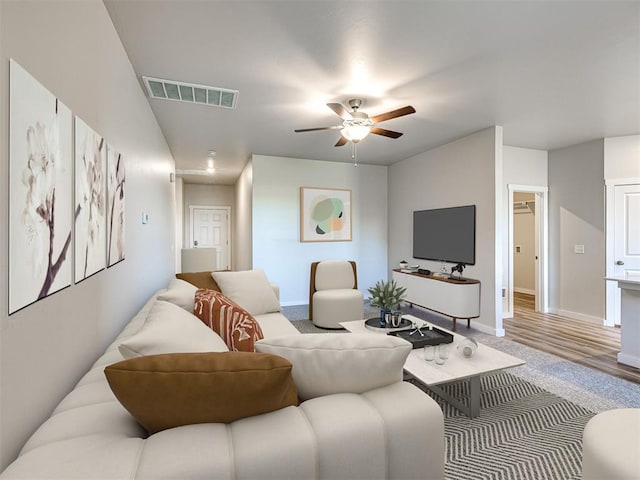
[194,289,264,352]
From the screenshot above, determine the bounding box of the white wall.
[388,127,503,335]
[604,134,640,180]
[0,1,175,468]
[251,155,388,305]
[502,146,548,312]
[548,139,605,323]
[235,159,253,271]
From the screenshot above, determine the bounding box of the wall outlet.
[574,244,585,254]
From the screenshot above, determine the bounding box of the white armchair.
[309,260,364,329]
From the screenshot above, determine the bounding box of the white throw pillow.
[156,278,198,311]
[212,269,281,315]
[255,333,411,401]
[118,300,228,359]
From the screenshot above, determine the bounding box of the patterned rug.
[285,313,595,480]
[415,372,594,480]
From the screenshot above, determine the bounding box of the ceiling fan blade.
[371,127,403,139]
[327,102,353,120]
[335,136,348,147]
[294,125,342,133]
[371,105,416,123]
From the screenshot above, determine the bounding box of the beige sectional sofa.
[1,270,445,480]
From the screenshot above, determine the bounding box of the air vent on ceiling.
[142,76,238,109]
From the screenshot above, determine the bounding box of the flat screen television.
[413,205,476,265]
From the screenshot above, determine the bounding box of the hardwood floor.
[504,293,640,384]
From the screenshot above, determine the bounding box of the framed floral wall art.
[107,144,125,267]
[300,187,352,242]
[75,116,106,282]
[9,60,73,314]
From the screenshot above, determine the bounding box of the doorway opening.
[507,185,549,317]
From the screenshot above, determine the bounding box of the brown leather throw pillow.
[175,271,223,290]
[105,352,298,434]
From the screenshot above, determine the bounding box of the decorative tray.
[387,325,454,349]
[364,317,413,332]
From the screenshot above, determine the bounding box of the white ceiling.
[104,0,640,185]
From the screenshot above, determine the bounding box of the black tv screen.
[413,205,476,265]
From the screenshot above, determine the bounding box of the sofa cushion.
[254,312,302,338]
[255,333,411,401]
[118,300,228,359]
[176,271,223,290]
[212,269,281,315]
[194,289,264,352]
[156,278,198,311]
[104,352,298,434]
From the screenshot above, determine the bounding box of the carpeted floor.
[282,302,640,480]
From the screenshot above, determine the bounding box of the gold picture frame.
[300,187,352,242]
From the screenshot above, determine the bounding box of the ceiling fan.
[294,98,416,147]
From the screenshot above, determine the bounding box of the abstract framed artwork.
[300,187,352,242]
[107,144,125,267]
[75,116,107,282]
[9,59,73,314]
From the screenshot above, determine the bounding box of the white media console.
[392,269,480,330]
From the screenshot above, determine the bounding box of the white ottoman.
[582,408,640,480]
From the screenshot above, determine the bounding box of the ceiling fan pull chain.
[352,142,358,167]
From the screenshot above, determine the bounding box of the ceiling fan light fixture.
[341,124,371,142]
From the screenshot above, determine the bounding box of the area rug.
[415,372,594,480]
[284,308,596,480]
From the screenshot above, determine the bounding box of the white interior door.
[612,184,640,325]
[190,206,230,270]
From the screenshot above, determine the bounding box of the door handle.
[616,260,625,265]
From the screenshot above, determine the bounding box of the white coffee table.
[340,314,525,418]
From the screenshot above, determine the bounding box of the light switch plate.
[141,212,149,224]
[574,244,585,254]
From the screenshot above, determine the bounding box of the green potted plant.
[368,279,407,326]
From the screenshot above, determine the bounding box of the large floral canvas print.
[107,144,125,267]
[300,187,352,242]
[75,117,106,282]
[9,60,73,314]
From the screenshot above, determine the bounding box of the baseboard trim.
[548,308,604,325]
[473,321,506,337]
[617,352,640,369]
[514,287,535,296]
